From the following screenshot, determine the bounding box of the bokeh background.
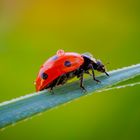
[0,0,140,140]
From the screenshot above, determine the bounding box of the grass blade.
[0,64,140,129]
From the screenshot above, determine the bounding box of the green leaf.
[0,64,140,129]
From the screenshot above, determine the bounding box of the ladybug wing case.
[35,51,84,91]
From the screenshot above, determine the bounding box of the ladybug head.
[96,60,109,76]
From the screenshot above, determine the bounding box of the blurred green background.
[0,0,140,140]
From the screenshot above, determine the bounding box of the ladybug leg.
[49,75,64,94]
[56,74,68,86]
[61,74,68,85]
[89,64,101,83]
[85,70,92,76]
[50,86,55,94]
[79,72,87,92]
[55,75,63,86]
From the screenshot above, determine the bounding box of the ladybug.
[35,50,109,92]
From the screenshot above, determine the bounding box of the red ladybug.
[35,50,109,92]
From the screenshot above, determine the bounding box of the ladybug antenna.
[57,49,65,56]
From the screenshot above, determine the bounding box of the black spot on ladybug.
[41,73,48,80]
[64,61,71,67]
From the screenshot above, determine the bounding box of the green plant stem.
[0,64,140,129]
